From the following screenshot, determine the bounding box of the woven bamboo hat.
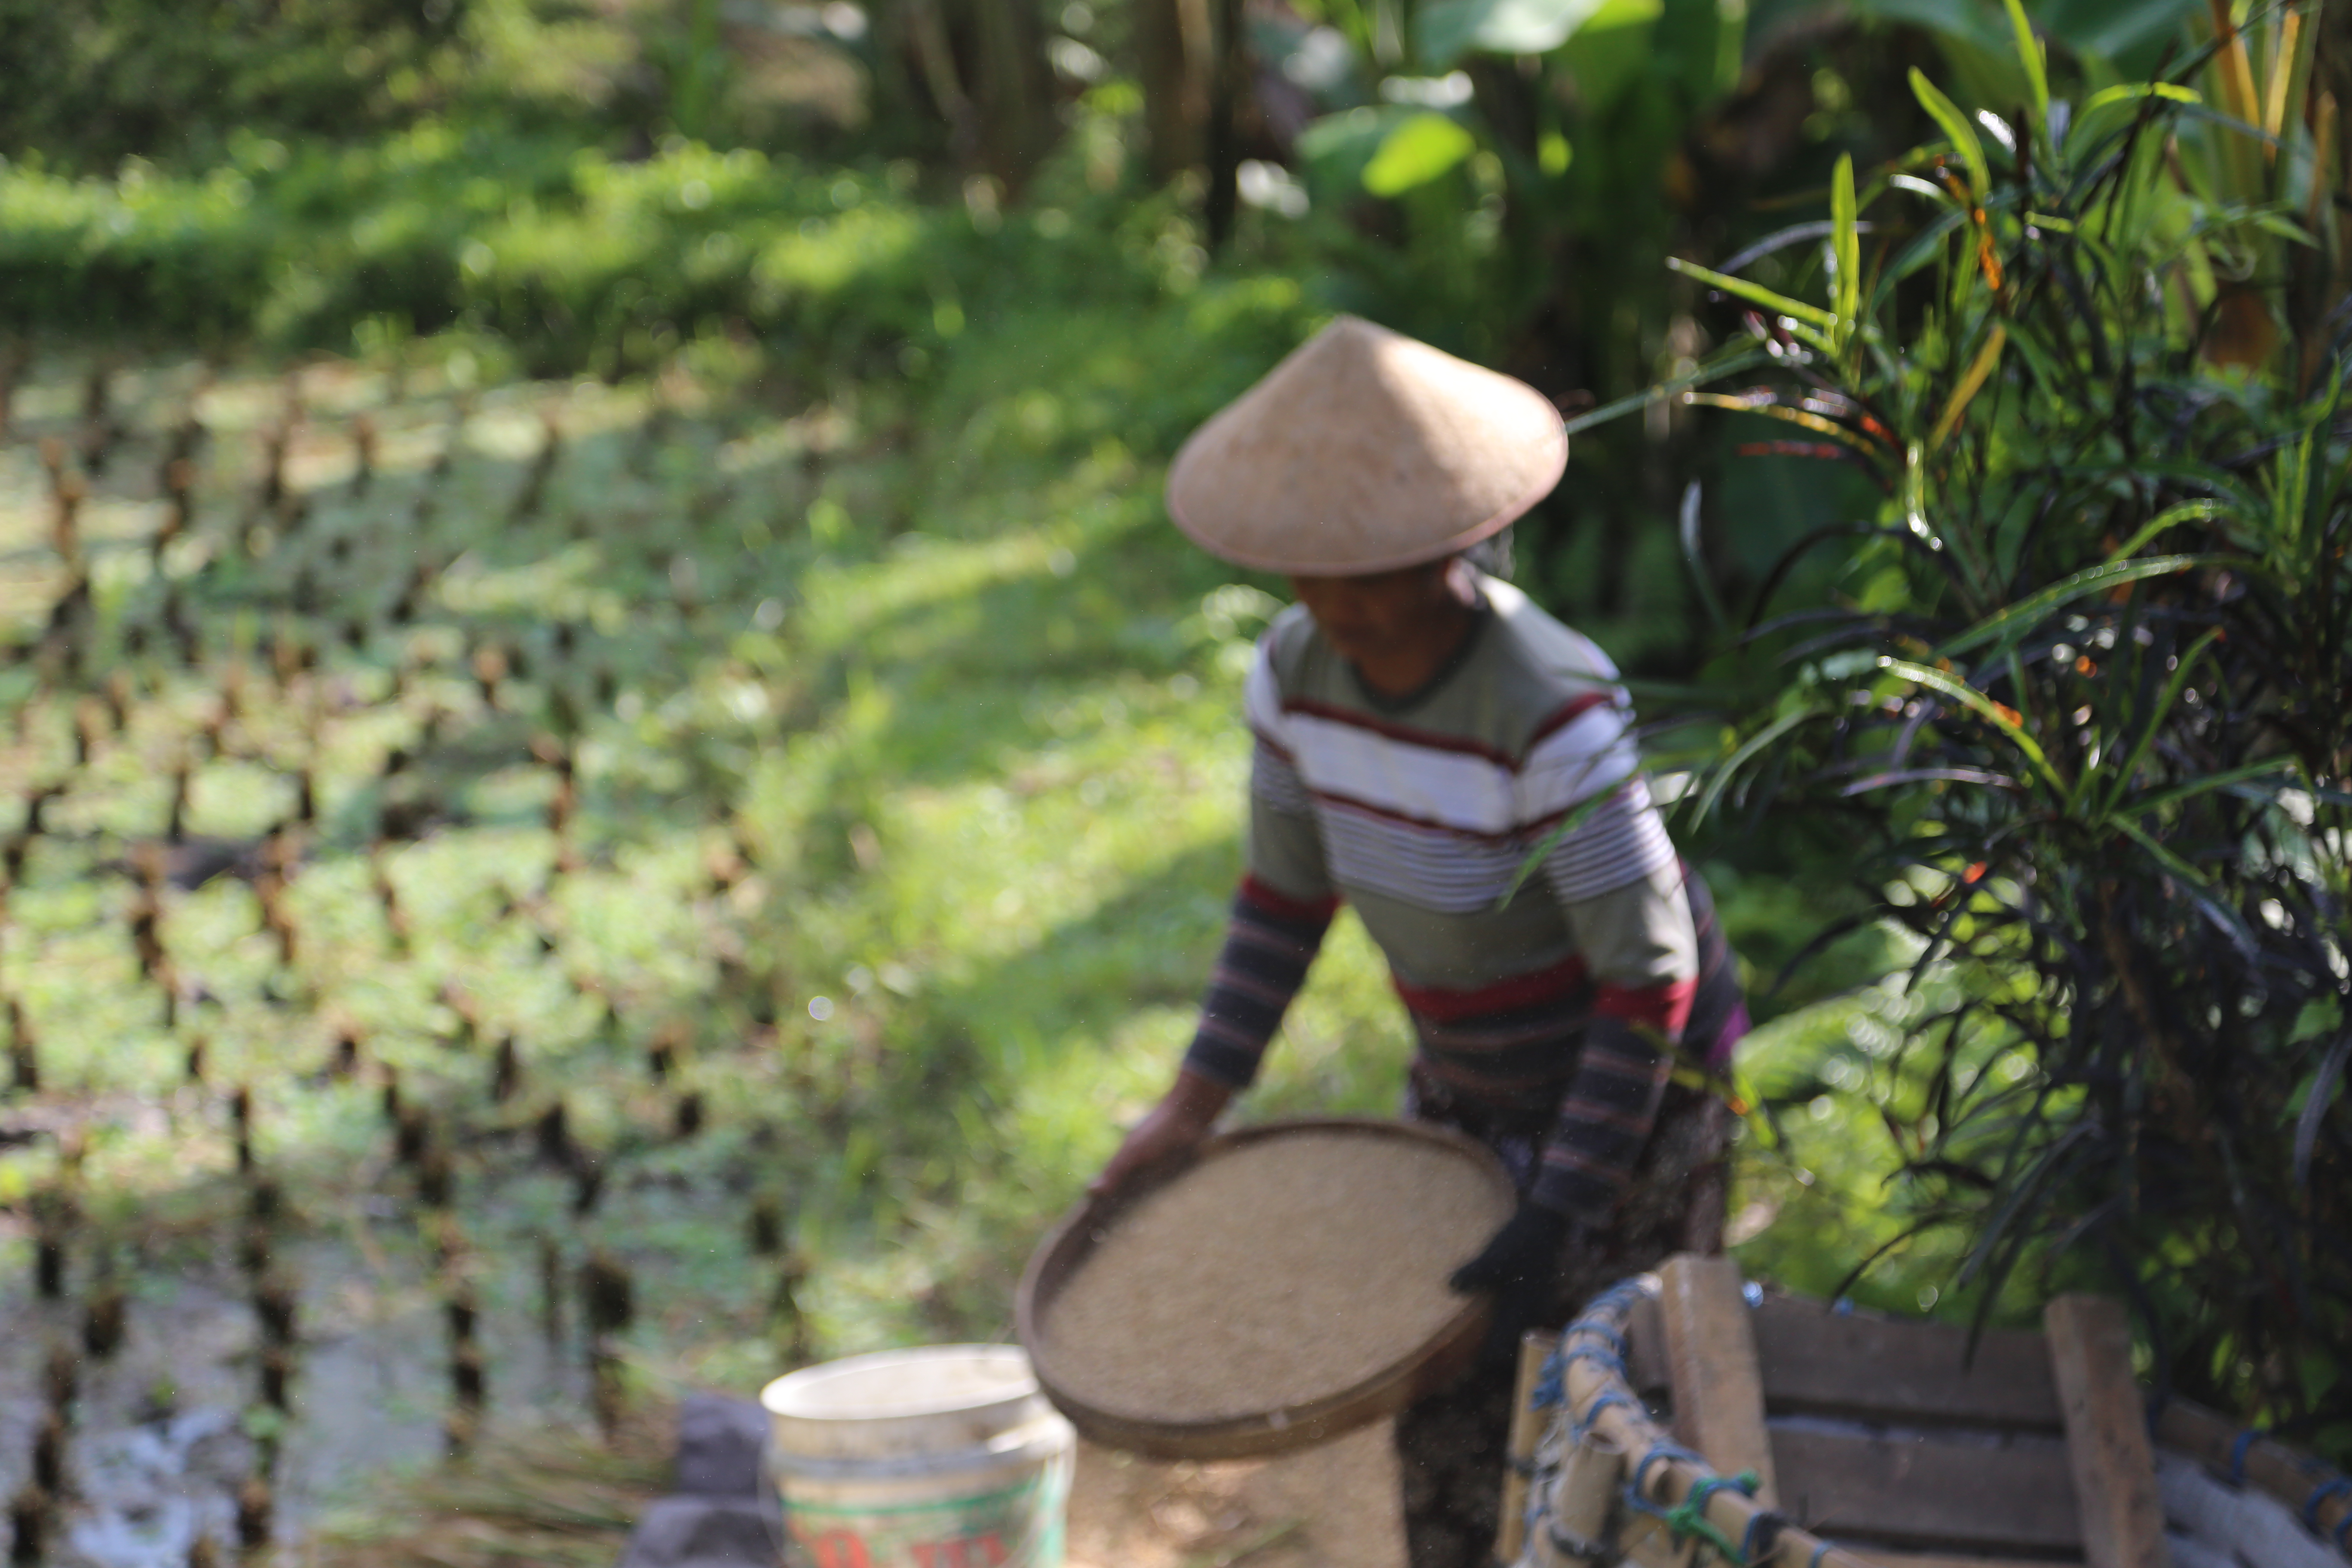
[1165,316,1567,575]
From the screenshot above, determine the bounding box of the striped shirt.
[1181,574,1744,1223]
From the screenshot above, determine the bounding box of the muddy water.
[0,1223,585,1565]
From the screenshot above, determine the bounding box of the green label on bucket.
[785,1467,1068,1568]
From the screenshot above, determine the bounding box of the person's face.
[1285,560,1459,666]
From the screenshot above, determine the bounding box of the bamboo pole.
[1541,1425,1625,1565]
[2155,1399,2352,1548]
[1497,1329,1554,1565]
[1554,1275,1883,1568]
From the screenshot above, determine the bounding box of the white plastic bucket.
[761,1345,1076,1568]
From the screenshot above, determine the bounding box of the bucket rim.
[761,1344,1040,1424]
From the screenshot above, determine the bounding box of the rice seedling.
[43,1344,77,1411]
[236,1222,272,1277]
[229,1089,255,1173]
[254,1273,298,1348]
[82,1281,127,1360]
[568,1147,605,1216]
[234,1476,271,1550]
[747,1197,782,1257]
[489,1036,520,1104]
[9,1486,50,1565]
[29,1412,63,1493]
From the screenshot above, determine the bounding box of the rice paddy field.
[0,298,1933,1564]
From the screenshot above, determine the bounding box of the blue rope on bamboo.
[1532,1348,1568,1410]
[1562,1320,1629,1361]
[2335,1507,2352,1552]
[1558,1343,1628,1381]
[2228,1427,2265,1485]
[2302,1477,2352,1529]
[1629,1441,1702,1498]
[1622,1443,1755,1564]
[1808,1544,1837,1568]
[1571,1390,1637,1441]
[1577,1278,1651,1324]
[1740,1508,1787,1562]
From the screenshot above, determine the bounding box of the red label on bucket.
[784,1468,1065,1568]
[793,1527,873,1568]
[911,1531,1011,1567]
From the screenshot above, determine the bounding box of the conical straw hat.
[1165,317,1567,575]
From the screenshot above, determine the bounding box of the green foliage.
[0,0,671,175]
[1609,23,2352,1454]
[1360,112,1479,196]
[0,117,1211,384]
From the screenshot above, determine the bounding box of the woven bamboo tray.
[1016,1116,1512,1461]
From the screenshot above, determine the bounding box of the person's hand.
[1088,1069,1232,1201]
[1449,1200,1571,1367]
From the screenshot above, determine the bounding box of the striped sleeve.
[1186,651,1336,1091]
[1519,690,1676,903]
[1531,1013,1675,1222]
[1532,861,1707,1220]
[1522,692,1697,1222]
[1243,631,1335,906]
[1540,777,1678,901]
[1180,876,1336,1090]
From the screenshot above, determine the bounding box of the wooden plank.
[2045,1295,2170,1568]
[1770,1426,2082,1554]
[1751,1295,2064,1430]
[1658,1254,1778,1505]
[1624,1292,1671,1396]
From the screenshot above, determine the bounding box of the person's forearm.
[1161,1065,1234,1128]
[1177,875,1335,1089]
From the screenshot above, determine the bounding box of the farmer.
[1090,316,1750,1568]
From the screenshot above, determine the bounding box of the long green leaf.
[1684,703,1825,830]
[1559,346,1773,436]
[1935,554,2208,658]
[2001,0,2048,125]
[2081,81,2202,115]
[1954,1117,2095,1292]
[2098,628,2221,815]
[1683,394,1894,463]
[1877,658,2063,793]
[2110,817,2261,959]
[2121,763,2296,820]
[2101,502,2226,562]
[1927,323,2007,451]
[2293,1034,2352,1192]
[1872,205,1972,310]
[1664,256,1838,330]
[1911,67,1989,203]
[1831,153,1861,345]
[1500,778,1635,905]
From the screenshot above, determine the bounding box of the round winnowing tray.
[1016,1117,1513,1460]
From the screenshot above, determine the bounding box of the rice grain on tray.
[1039,1132,1508,1421]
